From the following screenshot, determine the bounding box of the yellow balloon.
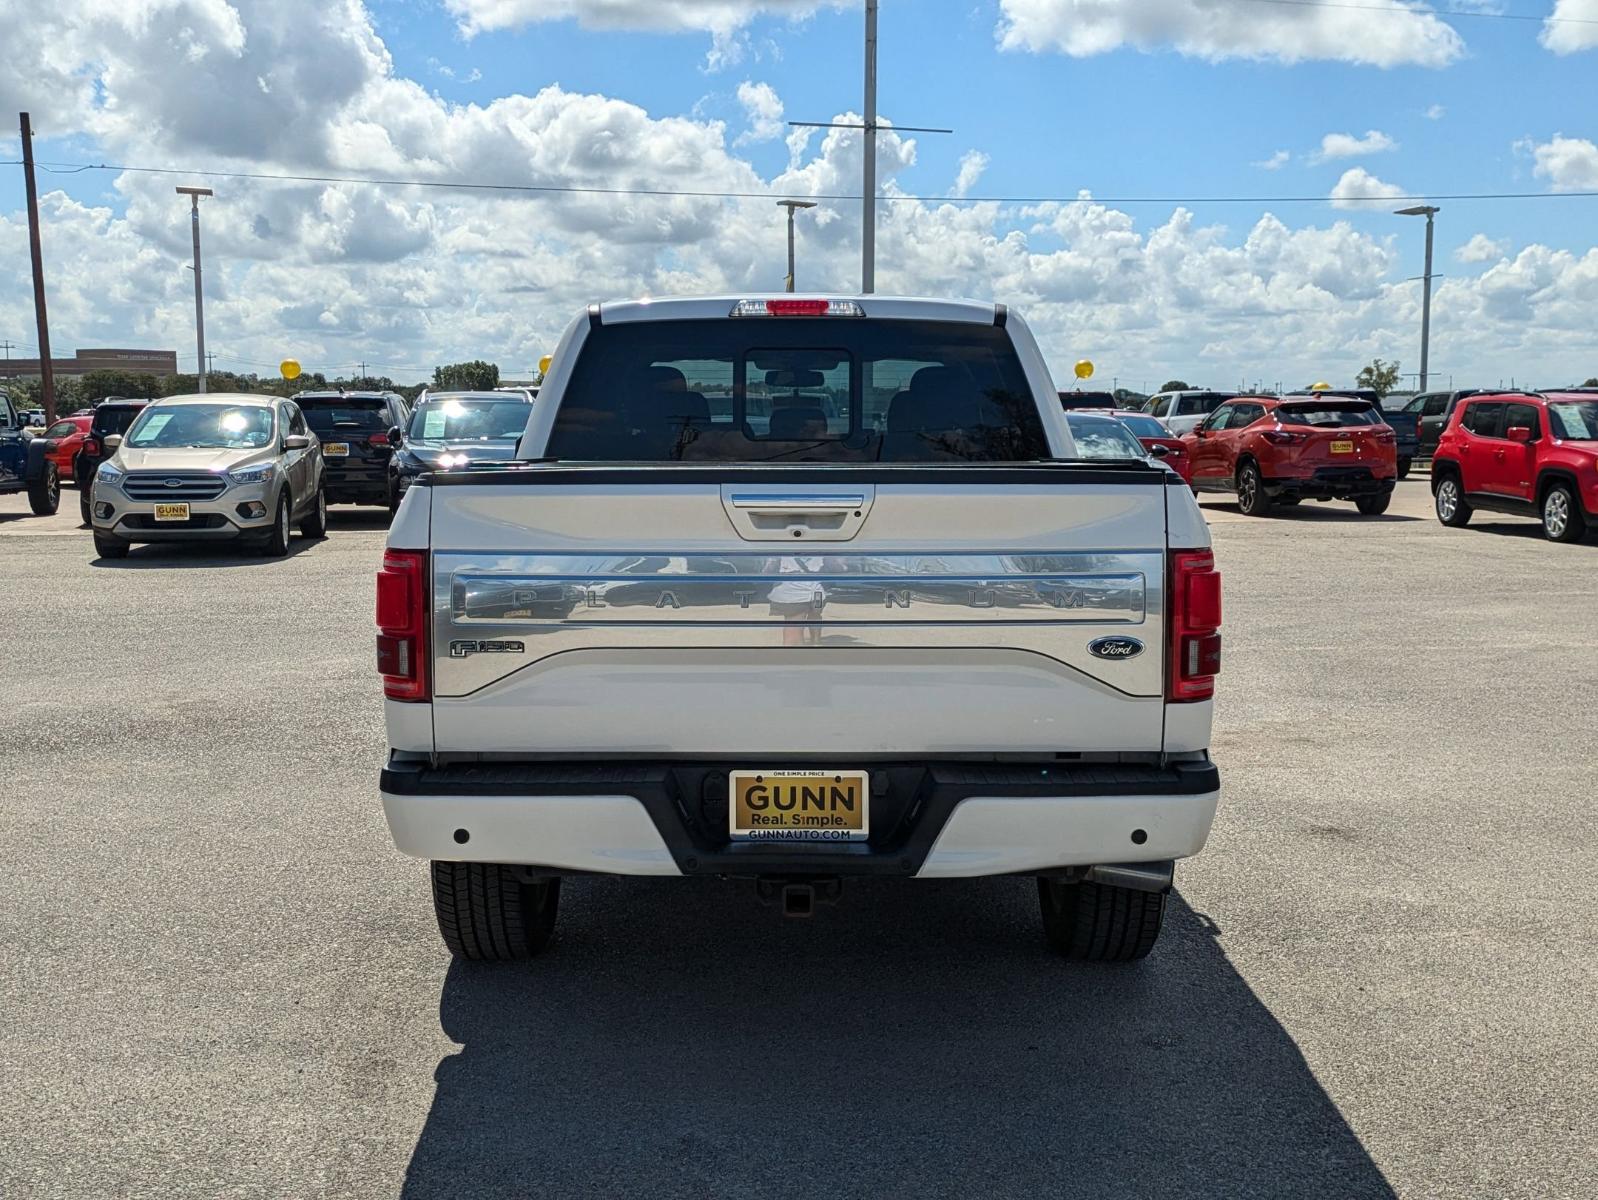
[538,354,553,377]
[1310,381,1332,391]
[280,359,302,381]
[1074,359,1094,380]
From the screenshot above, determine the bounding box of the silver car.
[90,394,326,559]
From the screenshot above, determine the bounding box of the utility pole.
[862,0,878,294]
[177,186,214,393]
[789,3,949,296]
[20,113,57,424]
[776,200,817,292]
[1395,205,1439,392]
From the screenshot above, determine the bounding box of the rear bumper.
[1265,468,1394,500]
[379,759,1220,878]
[322,460,389,503]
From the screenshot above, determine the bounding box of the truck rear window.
[297,399,389,433]
[545,319,1050,463]
[91,406,146,436]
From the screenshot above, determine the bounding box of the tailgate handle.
[729,493,865,513]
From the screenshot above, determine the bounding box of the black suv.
[292,391,410,508]
[1401,389,1488,458]
[75,398,151,524]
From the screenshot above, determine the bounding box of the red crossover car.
[38,415,93,477]
[1181,395,1397,516]
[1431,391,1598,542]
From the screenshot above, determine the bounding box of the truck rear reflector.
[1168,549,1221,702]
[377,549,430,702]
[731,299,865,318]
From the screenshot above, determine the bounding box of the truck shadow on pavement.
[402,880,1396,1200]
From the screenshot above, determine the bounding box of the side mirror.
[1148,443,1171,458]
[103,433,123,451]
[283,433,311,451]
[1506,425,1533,444]
[388,425,403,446]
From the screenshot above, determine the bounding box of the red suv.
[1180,395,1397,516]
[1432,391,1598,542]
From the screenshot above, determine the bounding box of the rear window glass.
[1064,415,1146,460]
[409,399,532,441]
[1116,414,1166,438]
[546,318,1050,463]
[92,405,146,436]
[1058,391,1117,410]
[297,398,389,433]
[1276,405,1382,428]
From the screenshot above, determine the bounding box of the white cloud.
[1541,0,1598,54]
[997,0,1465,66]
[950,150,990,198]
[734,80,785,145]
[1254,150,1290,171]
[1424,104,1446,120]
[3,0,1598,388]
[1330,167,1408,209]
[1456,234,1507,264]
[1528,135,1598,191]
[1312,130,1397,163]
[445,0,833,37]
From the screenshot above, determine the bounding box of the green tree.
[78,369,164,401]
[1355,358,1402,398]
[433,360,500,391]
[1582,377,1598,387]
[1158,379,1190,392]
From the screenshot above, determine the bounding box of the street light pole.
[1395,205,1439,392]
[177,187,214,393]
[776,200,817,292]
[862,0,878,294]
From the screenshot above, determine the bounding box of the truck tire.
[1397,456,1412,480]
[1236,461,1273,517]
[27,462,60,516]
[1355,491,1391,516]
[1434,473,1471,527]
[431,862,560,961]
[1038,877,1166,962]
[1541,482,1587,544]
[80,489,93,526]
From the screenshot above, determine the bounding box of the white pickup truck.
[377,296,1222,963]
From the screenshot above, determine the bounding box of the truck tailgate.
[421,465,1174,757]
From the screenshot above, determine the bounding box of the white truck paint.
[378,296,1223,962]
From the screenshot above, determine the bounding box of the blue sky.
[1,0,1595,387]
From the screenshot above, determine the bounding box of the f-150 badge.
[449,639,526,658]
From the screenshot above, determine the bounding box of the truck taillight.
[1168,549,1221,703]
[376,549,429,702]
[83,438,100,457]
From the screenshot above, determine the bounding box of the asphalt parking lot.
[2,478,1594,1200]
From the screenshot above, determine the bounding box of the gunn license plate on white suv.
[729,770,869,842]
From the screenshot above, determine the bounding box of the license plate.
[729,770,869,842]
[323,443,350,457]
[1330,440,1354,454]
[153,503,190,522]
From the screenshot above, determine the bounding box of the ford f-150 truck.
[377,296,1223,963]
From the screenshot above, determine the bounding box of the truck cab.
[376,297,1223,964]
[0,390,61,516]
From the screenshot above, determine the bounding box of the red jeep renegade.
[1431,392,1598,543]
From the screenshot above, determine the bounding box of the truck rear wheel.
[1038,877,1166,962]
[430,862,560,961]
[27,462,60,516]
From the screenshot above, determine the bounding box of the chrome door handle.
[728,494,865,513]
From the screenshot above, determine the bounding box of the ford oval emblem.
[164,478,184,488]
[1088,636,1144,661]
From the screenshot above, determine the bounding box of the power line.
[7,158,1597,206]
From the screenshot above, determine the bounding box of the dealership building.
[0,347,178,379]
